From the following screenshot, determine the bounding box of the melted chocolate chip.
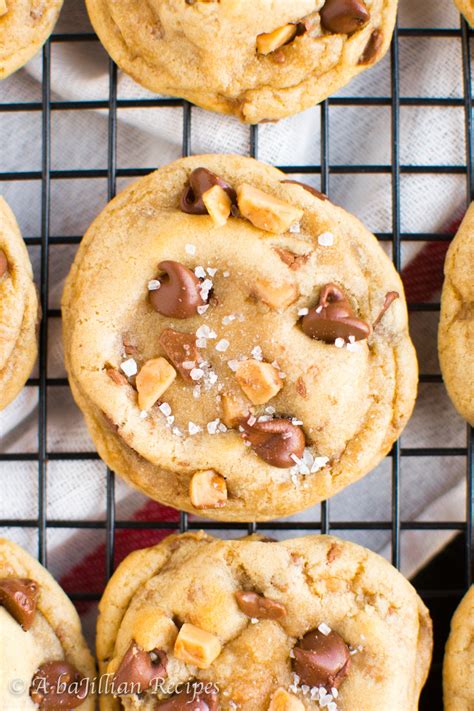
[358,28,383,64]
[321,0,370,34]
[292,628,351,690]
[281,180,329,201]
[372,291,399,329]
[0,250,8,278]
[180,167,236,215]
[235,591,287,620]
[240,418,305,468]
[158,689,219,710]
[150,261,205,319]
[113,642,167,694]
[301,284,371,343]
[0,577,39,631]
[30,661,86,709]
[159,328,199,382]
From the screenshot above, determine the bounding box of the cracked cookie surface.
[0,196,38,411]
[96,531,432,711]
[0,0,63,79]
[438,202,474,425]
[85,0,398,123]
[0,538,96,710]
[62,154,417,522]
[443,586,474,711]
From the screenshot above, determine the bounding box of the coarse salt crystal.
[182,360,195,370]
[197,304,209,315]
[207,267,217,277]
[251,345,263,360]
[289,222,301,233]
[190,368,204,381]
[120,358,138,377]
[159,402,172,417]
[185,243,196,255]
[207,419,220,434]
[331,689,338,699]
[200,278,213,299]
[298,307,309,316]
[216,339,230,352]
[222,314,236,325]
[334,337,345,348]
[194,266,206,279]
[227,359,239,372]
[218,423,227,432]
[193,385,201,399]
[292,418,303,426]
[188,421,201,435]
[223,271,230,277]
[247,415,257,426]
[172,426,183,437]
[166,415,175,426]
[208,371,218,385]
[250,617,259,624]
[316,305,323,314]
[318,231,334,247]
[147,279,160,291]
[196,338,207,349]
[196,325,216,340]
[318,622,331,636]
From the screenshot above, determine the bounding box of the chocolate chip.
[30,661,87,709]
[320,0,370,34]
[150,261,205,319]
[281,180,329,201]
[0,577,39,631]
[159,328,199,382]
[301,283,371,343]
[113,642,167,694]
[240,418,305,468]
[372,291,399,329]
[358,28,383,64]
[235,591,287,620]
[180,167,236,215]
[0,250,8,278]
[157,689,219,710]
[292,628,351,689]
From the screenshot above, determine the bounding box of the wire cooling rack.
[0,5,473,707]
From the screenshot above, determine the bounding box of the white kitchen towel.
[0,0,471,597]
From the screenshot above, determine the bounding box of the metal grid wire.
[0,8,473,705]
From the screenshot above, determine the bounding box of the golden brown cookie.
[85,0,398,123]
[454,0,474,26]
[0,0,63,79]
[96,531,433,710]
[0,196,38,411]
[443,586,474,711]
[438,203,474,425]
[0,537,96,710]
[62,154,417,522]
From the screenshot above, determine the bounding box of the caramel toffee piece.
[235,591,287,620]
[159,328,199,382]
[0,577,39,631]
[180,167,236,215]
[240,418,305,468]
[292,628,351,690]
[113,641,167,693]
[150,261,205,319]
[320,0,370,34]
[301,283,371,343]
[30,661,87,709]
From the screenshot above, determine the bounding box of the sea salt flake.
[172,426,183,437]
[193,385,201,399]
[200,278,213,300]
[207,371,218,385]
[311,456,329,473]
[265,406,276,415]
[139,410,148,419]
[334,337,345,348]
[218,423,227,432]
[216,339,230,353]
[196,325,217,340]
[318,622,331,636]
[251,345,263,361]
[318,231,334,247]
[188,421,201,435]
[207,267,217,277]
[185,243,196,255]
[222,314,236,325]
[291,418,304,426]
[182,360,195,370]
[247,415,257,426]
[190,368,204,381]
[207,419,220,435]
[120,358,138,377]
[316,305,323,314]
[159,402,172,417]
[298,307,309,316]
[166,415,175,426]
[223,271,230,277]
[289,222,301,233]
[196,338,207,349]
[227,359,239,372]
[250,617,259,624]
[147,279,160,291]
[197,304,209,315]
[194,266,206,279]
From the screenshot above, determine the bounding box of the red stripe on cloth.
[60,222,462,615]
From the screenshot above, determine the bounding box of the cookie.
[85,0,398,123]
[443,586,474,711]
[0,0,63,79]
[438,203,474,425]
[0,196,38,411]
[96,531,433,710]
[62,154,417,522]
[454,0,474,26]
[0,537,96,709]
